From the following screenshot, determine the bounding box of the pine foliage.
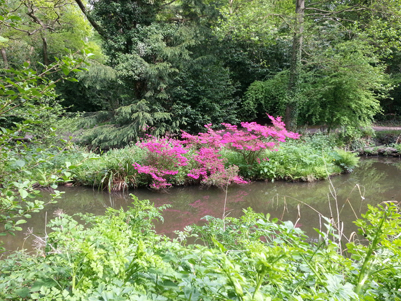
[77,61,117,90]
[76,100,175,149]
[58,60,122,111]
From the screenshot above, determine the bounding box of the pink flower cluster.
[186,147,246,186]
[187,147,221,180]
[182,115,300,165]
[133,137,189,189]
[133,115,299,189]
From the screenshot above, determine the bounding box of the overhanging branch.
[74,0,108,40]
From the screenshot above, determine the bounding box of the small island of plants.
[71,114,359,192]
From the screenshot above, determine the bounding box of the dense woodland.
[1,0,401,148]
[2,1,401,300]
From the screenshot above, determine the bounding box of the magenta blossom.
[133,115,299,189]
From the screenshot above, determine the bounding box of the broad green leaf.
[19,189,29,199]
[62,67,70,76]
[9,15,22,21]
[15,159,26,168]
[16,288,30,298]
[15,219,27,225]
[232,279,244,297]
[212,237,227,252]
[30,279,57,292]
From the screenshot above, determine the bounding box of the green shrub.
[1,198,400,300]
[72,133,359,189]
[330,148,360,173]
[264,142,341,181]
[73,145,200,190]
[223,134,355,182]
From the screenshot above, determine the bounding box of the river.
[2,157,400,251]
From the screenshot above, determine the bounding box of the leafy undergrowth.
[1,197,400,300]
[223,135,359,182]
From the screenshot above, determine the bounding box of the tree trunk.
[42,36,49,65]
[74,0,108,40]
[285,0,304,130]
[1,48,9,69]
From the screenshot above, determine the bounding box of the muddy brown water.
[2,157,401,251]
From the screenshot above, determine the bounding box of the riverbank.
[352,129,401,157]
[356,145,401,157]
[299,126,401,157]
[0,126,360,195]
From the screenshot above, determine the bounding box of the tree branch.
[305,5,367,16]
[162,0,178,7]
[74,0,108,40]
[0,21,42,36]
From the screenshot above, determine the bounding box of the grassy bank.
[1,197,399,300]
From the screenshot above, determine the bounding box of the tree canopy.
[1,0,401,147]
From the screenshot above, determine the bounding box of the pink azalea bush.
[133,115,299,189]
[181,115,300,165]
[187,147,247,186]
[133,137,189,189]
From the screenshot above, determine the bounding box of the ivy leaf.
[326,274,358,300]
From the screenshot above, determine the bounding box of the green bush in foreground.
[1,197,400,300]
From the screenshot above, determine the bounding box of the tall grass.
[73,145,146,191]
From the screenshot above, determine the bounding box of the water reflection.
[3,157,401,251]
